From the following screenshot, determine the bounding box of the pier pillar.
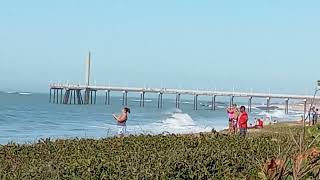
[105,90,111,105]
[158,92,163,108]
[104,90,111,105]
[266,97,271,113]
[70,90,73,104]
[158,93,160,108]
[176,94,181,109]
[72,90,76,104]
[56,89,59,104]
[70,89,77,104]
[122,91,128,106]
[84,89,90,104]
[285,98,289,114]
[89,90,92,104]
[104,91,108,104]
[73,90,75,104]
[69,90,73,104]
[248,97,252,112]
[79,90,83,104]
[90,90,93,104]
[60,89,63,104]
[94,90,97,104]
[54,89,57,104]
[83,89,87,104]
[142,92,145,107]
[57,89,60,104]
[71,90,74,104]
[79,90,81,104]
[140,92,145,107]
[78,90,81,104]
[212,95,217,111]
[107,90,110,105]
[63,90,67,104]
[73,90,76,104]
[229,96,234,107]
[53,89,56,104]
[75,90,78,104]
[49,89,52,103]
[76,90,81,104]
[64,90,70,104]
[194,95,198,110]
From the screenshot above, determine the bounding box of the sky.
[0,0,319,94]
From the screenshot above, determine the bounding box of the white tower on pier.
[85,51,91,87]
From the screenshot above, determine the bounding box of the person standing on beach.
[227,106,235,134]
[238,106,248,137]
[309,107,315,124]
[312,108,318,125]
[233,104,240,133]
[112,107,130,136]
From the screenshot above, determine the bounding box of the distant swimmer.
[112,107,131,136]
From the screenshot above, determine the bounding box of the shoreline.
[0,117,309,145]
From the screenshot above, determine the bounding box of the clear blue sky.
[0,0,319,94]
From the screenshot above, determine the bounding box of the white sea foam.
[6,92,32,95]
[217,105,225,109]
[131,99,153,102]
[162,113,195,129]
[181,101,192,104]
[157,112,213,134]
[19,92,32,95]
[257,110,287,119]
[125,111,215,135]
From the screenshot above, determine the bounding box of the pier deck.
[50,84,319,100]
[49,83,318,114]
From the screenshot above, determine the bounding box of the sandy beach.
[219,119,306,135]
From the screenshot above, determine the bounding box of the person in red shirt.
[238,106,248,137]
[256,118,264,129]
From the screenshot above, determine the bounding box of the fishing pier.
[49,52,320,114]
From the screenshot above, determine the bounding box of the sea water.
[0,92,302,144]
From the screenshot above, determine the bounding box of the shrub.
[0,125,318,179]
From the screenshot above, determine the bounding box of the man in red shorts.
[238,106,248,137]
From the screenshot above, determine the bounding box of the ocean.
[0,92,303,144]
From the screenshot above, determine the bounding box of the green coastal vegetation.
[0,124,319,179]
